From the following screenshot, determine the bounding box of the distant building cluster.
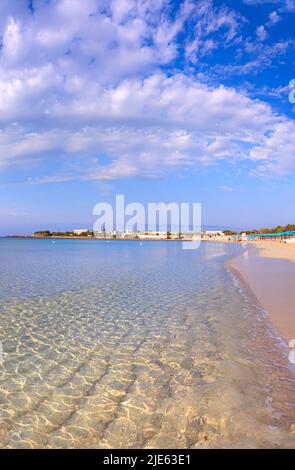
[33,229,234,240]
[72,229,89,236]
[28,224,295,245]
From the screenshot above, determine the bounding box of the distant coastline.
[3,235,202,242]
[3,228,226,242]
[4,223,295,242]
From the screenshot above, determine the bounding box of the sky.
[0,0,295,235]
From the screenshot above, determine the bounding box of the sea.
[0,238,294,448]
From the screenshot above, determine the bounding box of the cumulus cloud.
[0,0,294,182]
[256,25,268,41]
[2,73,293,181]
[250,120,295,175]
[267,11,281,26]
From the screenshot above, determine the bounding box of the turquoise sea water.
[0,238,295,448]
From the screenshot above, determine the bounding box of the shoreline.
[229,242,295,343]
[1,235,235,242]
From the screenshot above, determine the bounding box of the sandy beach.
[230,241,295,342]
[253,240,295,263]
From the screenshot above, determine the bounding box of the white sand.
[230,242,295,342]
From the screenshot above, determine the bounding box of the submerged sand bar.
[230,242,295,342]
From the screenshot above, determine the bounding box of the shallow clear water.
[0,238,295,448]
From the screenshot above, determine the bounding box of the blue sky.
[0,0,295,235]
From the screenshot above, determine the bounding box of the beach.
[254,240,295,263]
[230,241,295,342]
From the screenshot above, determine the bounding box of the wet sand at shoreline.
[230,242,295,342]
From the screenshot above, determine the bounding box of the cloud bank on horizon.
[0,0,294,184]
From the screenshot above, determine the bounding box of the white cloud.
[267,11,281,26]
[284,0,295,11]
[221,186,234,192]
[0,0,294,182]
[250,120,295,175]
[0,73,292,181]
[256,25,268,41]
[185,0,244,61]
[213,39,293,76]
[243,0,295,12]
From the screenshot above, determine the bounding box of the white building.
[203,230,224,238]
[73,229,89,236]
